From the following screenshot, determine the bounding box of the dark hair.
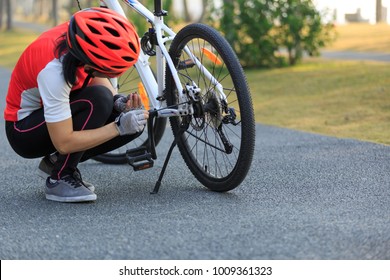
[55,33,83,86]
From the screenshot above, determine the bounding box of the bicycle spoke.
[166,23,255,191]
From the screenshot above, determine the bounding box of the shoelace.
[73,169,88,188]
[62,174,84,188]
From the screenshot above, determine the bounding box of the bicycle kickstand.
[150,124,187,194]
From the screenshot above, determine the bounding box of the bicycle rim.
[166,23,255,192]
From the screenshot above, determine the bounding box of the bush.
[275,0,336,65]
[207,0,336,68]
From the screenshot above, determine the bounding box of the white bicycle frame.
[99,0,227,116]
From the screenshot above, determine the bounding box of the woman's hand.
[114,109,149,136]
[114,93,143,113]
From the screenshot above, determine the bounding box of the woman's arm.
[46,118,119,155]
[46,89,146,155]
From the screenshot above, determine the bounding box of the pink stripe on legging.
[57,99,94,179]
[13,121,46,132]
[13,99,94,179]
[69,99,94,130]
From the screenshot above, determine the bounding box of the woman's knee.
[70,85,114,130]
[86,85,114,117]
[70,85,113,120]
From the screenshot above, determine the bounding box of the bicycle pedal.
[178,58,195,70]
[126,147,154,171]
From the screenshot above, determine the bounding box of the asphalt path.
[0,64,389,260]
[321,50,390,63]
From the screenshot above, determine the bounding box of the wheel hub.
[203,90,223,129]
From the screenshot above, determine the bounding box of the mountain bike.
[88,0,255,193]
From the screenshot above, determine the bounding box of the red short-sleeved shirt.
[4,22,88,122]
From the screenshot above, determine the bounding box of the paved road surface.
[321,50,390,63]
[0,67,389,259]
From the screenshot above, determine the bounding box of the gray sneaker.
[38,155,95,192]
[45,174,97,202]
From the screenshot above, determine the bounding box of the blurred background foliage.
[0,0,336,68]
[1,1,388,145]
[209,0,336,67]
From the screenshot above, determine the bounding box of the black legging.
[5,85,141,179]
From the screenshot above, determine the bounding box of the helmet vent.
[91,17,108,23]
[122,56,135,62]
[113,19,126,30]
[84,35,97,47]
[90,50,108,60]
[129,42,137,54]
[87,24,101,35]
[102,40,120,50]
[105,27,120,37]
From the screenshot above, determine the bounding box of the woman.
[4,8,149,203]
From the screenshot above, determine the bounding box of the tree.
[376,0,384,23]
[52,0,58,26]
[0,0,4,30]
[207,0,335,67]
[275,0,335,65]
[182,0,207,22]
[5,0,11,30]
[127,0,176,34]
[208,0,280,68]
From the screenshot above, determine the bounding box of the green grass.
[0,29,39,68]
[1,28,389,145]
[248,58,390,145]
[326,23,390,53]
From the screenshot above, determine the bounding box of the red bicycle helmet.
[67,7,140,77]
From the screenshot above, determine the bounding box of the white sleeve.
[37,59,72,123]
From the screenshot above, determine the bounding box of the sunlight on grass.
[0,29,39,69]
[247,58,390,145]
[326,23,390,53]
[0,28,389,145]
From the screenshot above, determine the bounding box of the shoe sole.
[46,193,97,202]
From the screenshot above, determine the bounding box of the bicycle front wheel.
[166,23,255,192]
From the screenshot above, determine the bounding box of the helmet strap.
[81,74,92,90]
